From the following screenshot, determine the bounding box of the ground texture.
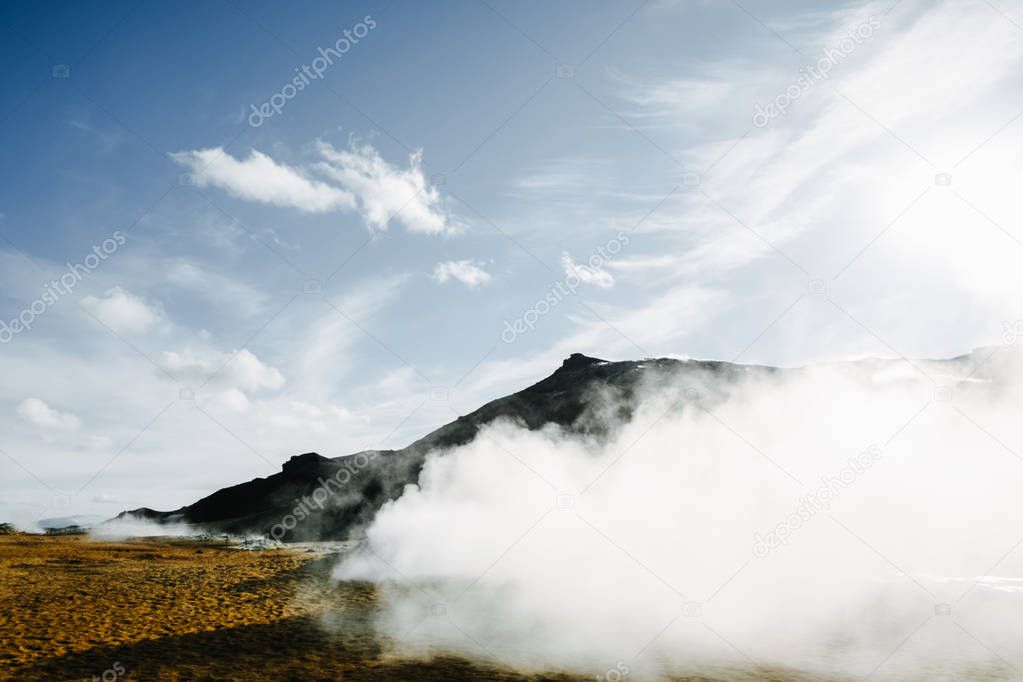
[0,534,849,681]
[0,534,590,681]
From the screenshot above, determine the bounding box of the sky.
[2,0,1023,526]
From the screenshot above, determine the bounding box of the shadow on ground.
[13,613,591,681]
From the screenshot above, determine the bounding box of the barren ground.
[0,534,876,681]
[0,534,597,681]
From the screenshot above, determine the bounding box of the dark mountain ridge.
[115,349,1002,541]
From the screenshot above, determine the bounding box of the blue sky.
[3,0,1023,526]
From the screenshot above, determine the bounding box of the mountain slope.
[116,349,998,541]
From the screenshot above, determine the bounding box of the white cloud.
[603,0,1023,362]
[200,388,251,413]
[262,398,368,434]
[604,254,680,271]
[169,147,354,213]
[91,493,124,504]
[431,260,492,288]
[560,251,615,288]
[162,348,284,392]
[171,141,455,234]
[316,140,454,234]
[80,287,161,334]
[228,349,286,391]
[17,398,80,430]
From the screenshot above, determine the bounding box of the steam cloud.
[335,351,1023,679]
[89,518,202,540]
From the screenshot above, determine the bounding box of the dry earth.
[0,533,950,682]
[0,534,609,681]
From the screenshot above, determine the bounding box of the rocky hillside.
[116,349,999,541]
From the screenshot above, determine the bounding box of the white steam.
[336,351,1023,680]
[88,517,201,540]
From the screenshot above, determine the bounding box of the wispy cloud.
[560,251,615,288]
[432,260,492,288]
[80,287,162,334]
[170,148,354,213]
[161,348,285,392]
[316,141,454,234]
[171,140,456,234]
[17,398,80,430]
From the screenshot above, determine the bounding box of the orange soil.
[0,534,583,681]
[0,534,855,681]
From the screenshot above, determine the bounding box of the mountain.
[115,349,1001,541]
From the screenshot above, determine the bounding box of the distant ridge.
[559,352,607,371]
[115,349,1003,541]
